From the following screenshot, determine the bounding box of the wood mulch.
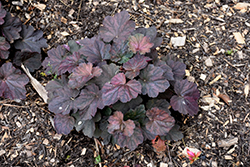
[1,0,250,166]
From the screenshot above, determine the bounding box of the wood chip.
[233,32,245,44]
[217,137,238,147]
[209,74,221,85]
[32,2,46,11]
[244,83,249,98]
[168,18,184,24]
[61,31,70,36]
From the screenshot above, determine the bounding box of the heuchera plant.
[42,11,200,150]
[0,2,48,100]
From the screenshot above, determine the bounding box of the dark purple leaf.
[67,40,82,53]
[113,127,144,150]
[0,37,10,59]
[54,114,75,135]
[79,39,110,64]
[93,63,120,88]
[42,45,67,75]
[13,51,41,72]
[45,75,68,99]
[112,96,142,113]
[99,118,112,145]
[146,107,175,135]
[75,84,104,120]
[68,62,102,89]
[47,79,80,115]
[128,34,154,55]
[2,12,22,43]
[132,26,163,49]
[141,126,156,140]
[167,60,186,80]
[154,60,174,81]
[124,105,146,124]
[0,2,6,25]
[99,11,135,43]
[81,119,95,138]
[108,111,135,137]
[164,125,183,141]
[77,37,97,47]
[102,73,141,105]
[0,62,29,100]
[58,52,84,74]
[14,25,48,53]
[170,79,200,116]
[123,54,151,79]
[110,41,132,63]
[146,99,171,114]
[139,64,170,97]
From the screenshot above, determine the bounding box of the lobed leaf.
[154,60,174,81]
[146,107,175,135]
[102,73,141,106]
[107,111,135,137]
[110,41,133,63]
[54,114,75,135]
[68,62,102,89]
[112,96,143,113]
[164,125,183,141]
[167,60,186,80]
[58,51,84,74]
[170,79,200,116]
[0,36,10,59]
[123,54,151,79]
[42,45,67,75]
[13,51,41,72]
[0,2,6,25]
[139,64,170,97]
[81,119,95,138]
[146,99,171,114]
[0,62,29,100]
[113,127,144,150]
[99,11,135,43]
[79,39,111,64]
[124,105,146,125]
[14,25,48,53]
[128,33,154,55]
[152,135,166,152]
[75,84,104,120]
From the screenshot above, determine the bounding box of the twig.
[223,58,241,72]
[59,0,71,8]
[77,0,83,21]
[94,138,102,167]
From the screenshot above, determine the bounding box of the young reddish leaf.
[128,33,154,55]
[79,39,111,64]
[75,84,104,120]
[42,45,67,75]
[102,73,141,106]
[0,37,10,59]
[152,135,166,152]
[146,107,175,135]
[132,26,163,49]
[167,60,186,80]
[0,62,29,100]
[13,51,41,72]
[14,25,48,53]
[2,12,22,43]
[99,11,135,43]
[47,79,80,115]
[170,79,200,116]
[58,52,84,74]
[139,64,170,97]
[107,111,135,137]
[93,63,120,88]
[54,114,75,135]
[0,2,6,25]
[68,62,102,89]
[123,54,151,79]
[113,127,144,150]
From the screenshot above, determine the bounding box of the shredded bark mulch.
[1,0,250,166]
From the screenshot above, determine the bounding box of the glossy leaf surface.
[54,114,75,135]
[170,79,200,116]
[14,25,48,53]
[99,11,135,43]
[139,64,169,97]
[146,107,175,135]
[128,33,154,54]
[68,62,102,89]
[102,73,141,105]
[123,54,151,79]
[0,62,29,99]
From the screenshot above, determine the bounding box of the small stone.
[205,57,213,67]
[81,148,87,155]
[182,162,188,167]
[205,144,211,149]
[200,74,207,81]
[12,1,23,6]
[0,150,6,156]
[160,162,168,167]
[53,133,62,140]
[170,36,186,47]
[212,161,218,167]
[16,121,22,127]
[212,142,216,147]
[43,139,49,145]
[50,158,55,163]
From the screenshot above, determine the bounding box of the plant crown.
[42,11,200,150]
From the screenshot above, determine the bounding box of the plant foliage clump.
[0,2,48,100]
[42,11,200,150]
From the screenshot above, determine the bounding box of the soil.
[1,0,250,167]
